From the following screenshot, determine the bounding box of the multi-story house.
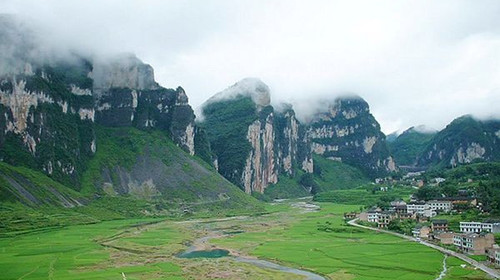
[486,246,500,266]
[407,202,427,214]
[426,200,452,213]
[453,233,495,255]
[431,220,449,232]
[377,211,395,228]
[367,211,380,223]
[412,225,431,239]
[394,205,407,214]
[460,222,500,234]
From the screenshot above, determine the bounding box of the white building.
[407,203,426,214]
[460,222,500,234]
[367,212,379,223]
[426,200,452,213]
[407,203,436,217]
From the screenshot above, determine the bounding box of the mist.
[1,0,500,133]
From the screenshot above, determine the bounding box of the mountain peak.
[405,125,437,135]
[205,77,271,107]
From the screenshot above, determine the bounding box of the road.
[348,218,500,279]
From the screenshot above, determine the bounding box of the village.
[344,173,500,269]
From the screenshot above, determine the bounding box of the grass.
[313,184,415,206]
[313,155,370,191]
[443,257,488,279]
[0,219,184,280]
[0,200,490,279]
[214,203,447,279]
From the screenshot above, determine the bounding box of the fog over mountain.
[1,0,500,133]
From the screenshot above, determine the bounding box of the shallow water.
[234,257,326,280]
[177,249,230,258]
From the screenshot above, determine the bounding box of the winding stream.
[177,233,326,280]
[435,255,448,280]
[233,256,326,280]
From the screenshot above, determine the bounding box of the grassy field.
[0,200,490,280]
[0,218,185,280]
[313,185,415,207]
[214,203,486,280]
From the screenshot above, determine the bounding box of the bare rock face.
[0,58,96,187]
[0,50,198,188]
[91,54,159,93]
[200,79,313,194]
[308,96,396,176]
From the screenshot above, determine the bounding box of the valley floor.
[0,199,490,280]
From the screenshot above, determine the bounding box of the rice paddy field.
[0,200,490,279]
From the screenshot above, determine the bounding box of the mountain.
[388,125,437,166]
[386,131,399,143]
[198,78,313,194]
[417,115,500,168]
[0,16,261,216]
[307,95,396,177]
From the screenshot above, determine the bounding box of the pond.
[177,249,230,259]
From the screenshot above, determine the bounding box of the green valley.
[0,199,488,280]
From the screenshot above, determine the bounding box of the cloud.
[1,0,500,133]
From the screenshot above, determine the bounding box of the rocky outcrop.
[91,55,159,93]
[418,115,500,168]
[0,53,199,188]
[93,55,196,154]
[200,79,313,194]
[0,59,96,186]
[274,104,313,176]
[307,96,396,177]
[242,115,278,193]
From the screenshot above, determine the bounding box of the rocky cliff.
[199,78,313,193]
[417,115,500,168]
[307,96,396,177]
[0,16,262,212]
[0,55,198,188]
[0,59,97,187]
[92,54,196,155]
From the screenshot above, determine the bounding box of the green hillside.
[388,127,436,166]
[418,116,500,168]
[261,155,370,200]
[0,127,264,233]
[312,155,370,191]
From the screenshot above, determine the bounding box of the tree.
[299,173,319,194]
[415,186,441,201]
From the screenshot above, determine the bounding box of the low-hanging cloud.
[1,0,500,133]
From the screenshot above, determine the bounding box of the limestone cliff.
[307,96,396,177]
[93,54,196,155]
[417,115,500,168]
[199,78,313,193]
[0,59,96,187]
[0,52,198,187]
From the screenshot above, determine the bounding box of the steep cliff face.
[307,96,396,177]
[0,32,201,193]
[418,115,500,168]
[92,55,195,155]
[274,105,313,175]
[199,78,312,193]
[0,59,96,187]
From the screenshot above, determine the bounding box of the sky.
[1,0,500,134]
